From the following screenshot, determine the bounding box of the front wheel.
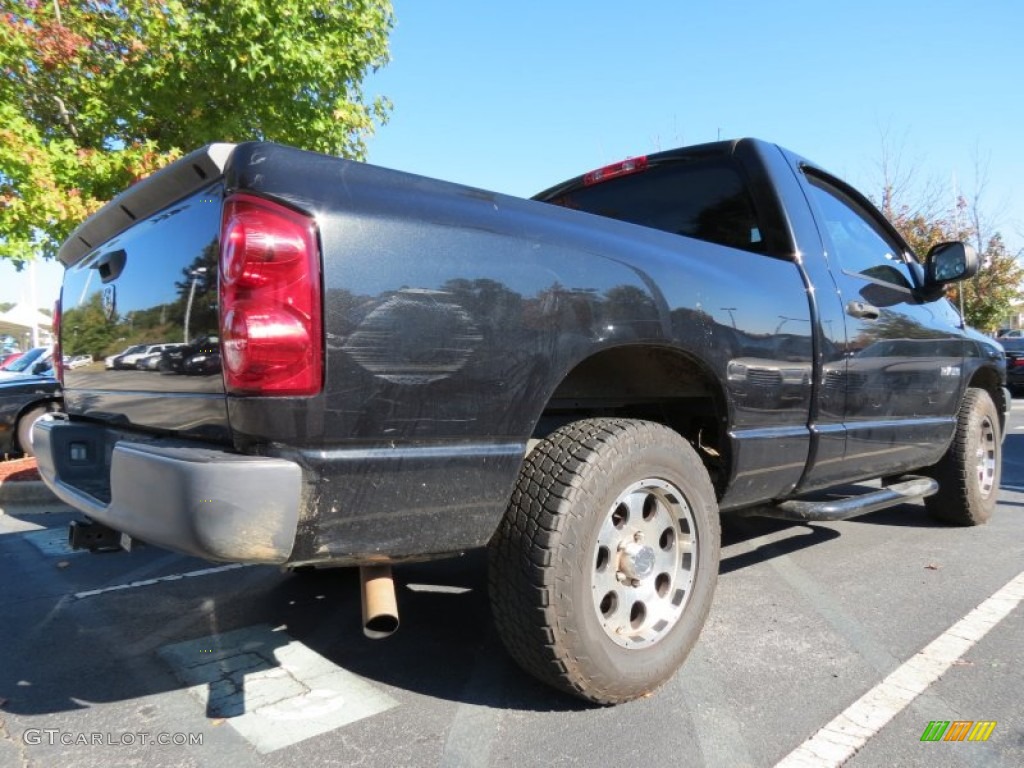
[488,418,720,704]
[924,388,1001,525]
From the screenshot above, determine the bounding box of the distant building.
[0,304,54,348]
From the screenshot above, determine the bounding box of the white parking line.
[775,569,1024,767]
[74,563,251,599]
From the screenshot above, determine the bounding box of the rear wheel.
[924,388,1001,525]
[488,418,720,704]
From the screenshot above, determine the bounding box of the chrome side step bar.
[747,476,939,523]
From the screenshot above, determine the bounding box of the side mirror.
[926,241,978,285]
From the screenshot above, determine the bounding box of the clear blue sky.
[366,1,1022,234]
[4,0,1021,308]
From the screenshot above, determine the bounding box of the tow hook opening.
[68,519,125,553]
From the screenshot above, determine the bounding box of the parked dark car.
[136,352,163,371]
[161,335,219,374]
[1000,337,1024,393]
[0,372,61,458]
[132,344,181,371]
[183,350,221,376]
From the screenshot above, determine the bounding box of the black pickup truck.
[36,138,1007,704]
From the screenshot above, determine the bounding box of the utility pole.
[183,267,208,344]
[29,260,39,347]
[953,171,965,324]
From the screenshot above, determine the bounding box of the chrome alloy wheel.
[976,414,997,497]
[591,478,698,649]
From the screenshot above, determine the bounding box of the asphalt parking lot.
[1,408,1022,767]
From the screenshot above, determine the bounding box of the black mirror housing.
[925,241,978,285]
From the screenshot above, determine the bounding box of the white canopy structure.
[0,304,53,348]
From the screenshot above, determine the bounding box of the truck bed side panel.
[223,144,814,559]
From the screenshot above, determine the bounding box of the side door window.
[804,174,916,290]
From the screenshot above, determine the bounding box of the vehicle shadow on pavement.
[718,516,840,575]
[273,551,592,713]
[844,503,951,528]
[0,531,597,719]
[0,511,913,717]
[995,499,1024,508]
[0,484,997,721]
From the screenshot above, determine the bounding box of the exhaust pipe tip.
[360,564,399,639]
[364,613,400,639]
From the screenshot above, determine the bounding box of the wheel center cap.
[619,542,656,580]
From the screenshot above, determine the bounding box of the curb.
[0,480,58,508]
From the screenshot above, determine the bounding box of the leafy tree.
[880,198,1024,333]
[441,278,525,334]
[603,285,657,321]
[948,233,1024,333]
[0,0,393,265]
[62,291,117,358]
[873,140,1024,334]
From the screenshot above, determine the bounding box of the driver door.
[800,170,968,480]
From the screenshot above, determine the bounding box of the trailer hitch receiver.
[68,520,124,552]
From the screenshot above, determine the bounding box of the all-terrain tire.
[924,388,1001,525]
[488,418,720,704]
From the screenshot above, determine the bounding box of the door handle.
[846,301,880,321]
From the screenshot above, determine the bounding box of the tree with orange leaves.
[0,0,393,265]
[873,137,1023,334]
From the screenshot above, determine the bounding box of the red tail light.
[219,194,322,395]
[583,156,649,186]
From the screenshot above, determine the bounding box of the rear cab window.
[535,154,765,254]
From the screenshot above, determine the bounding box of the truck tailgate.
[59,154,230,441]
